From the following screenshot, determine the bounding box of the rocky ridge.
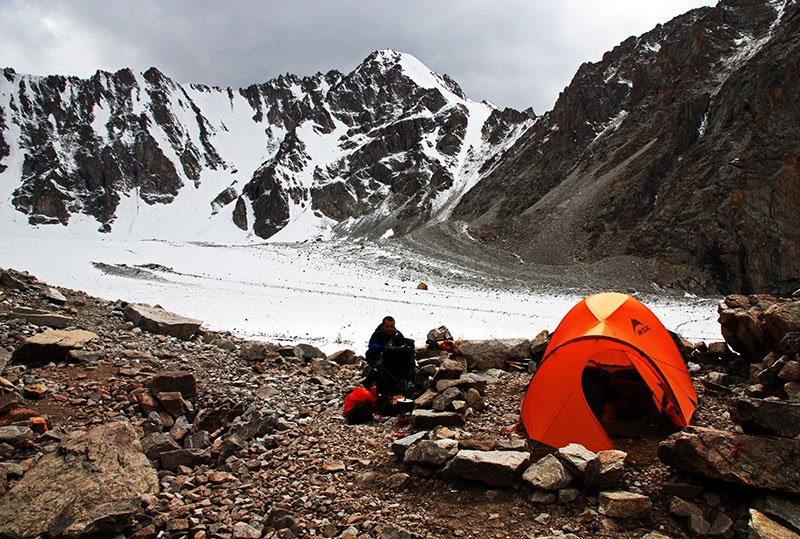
[453,0,800,296]
[1,267,800,538]
[0,50,529,242]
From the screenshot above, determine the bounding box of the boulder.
[658,427,800,494]
[391,431,428,458]
[123,303,202,340]
[11,329,99,365]
[141,432,181,462]
[729,397,800,438]
[432,387,465,412]
[0,422,158,538]
[457,338,531,370]
[240,340,279,361]
[752,495,800,535]
[9,307,74,328]
[764,301,800,352]
[149,371,197,400]
[717,295,779,361]
[43,287,67,305]
[556,443,598,481]
[522,454,573,490]
[293,343,326,361]
[748,508,799,539]
[529,330,550,362]
[443,450,530,488]
[598,491,653,518]
[432,359,467,381]
[328,349,358,365]
[410,409,465,429]
[403,439,458,467]
[585,449,627,488]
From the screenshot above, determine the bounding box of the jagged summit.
[0,50,528,244]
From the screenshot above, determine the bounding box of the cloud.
[0,0,716,112]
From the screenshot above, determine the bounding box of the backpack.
[343,387,377,424]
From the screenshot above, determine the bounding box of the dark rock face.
[453,0,800,295]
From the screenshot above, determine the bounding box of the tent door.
[581,365,677,439]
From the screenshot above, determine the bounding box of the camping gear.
[519,292,697,452]
[370,339,417,415]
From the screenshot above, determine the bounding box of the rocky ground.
[0,267,798,539]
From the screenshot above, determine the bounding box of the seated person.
[363,316,416,415]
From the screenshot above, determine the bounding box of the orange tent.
[519,292,697,452]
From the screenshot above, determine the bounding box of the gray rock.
[123,303,202,340]
[391,431,428,458]
[141,432,181,461]
[293,343,327,361]
[11,329,99,365]
[0,426,34,447]
[598,491,653,518]
[240,340,279,361]
[0,422,158,538]
[688,513,712,537]
[556,443,598,480]
[708,512,734,539]
[458,338,531,371]
[658,427,800,494]
[444,450,530,488]
[432,387,465,411]
[585,449,626,488]
[729,397,800,438]
[403,439,458,467]
[232,521,262,539]
[530,490,557,504]
[410,409,465,429]
[9,308,74,328]
[558,488,580,503]
[522,454,573,490]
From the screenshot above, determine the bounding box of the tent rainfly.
[519,292,697,452]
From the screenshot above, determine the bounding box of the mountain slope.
[452,0,799,295]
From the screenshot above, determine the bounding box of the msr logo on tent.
[631,318,651,336]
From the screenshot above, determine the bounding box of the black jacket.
[366,326,406,367]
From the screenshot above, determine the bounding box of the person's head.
[381,316,396,335]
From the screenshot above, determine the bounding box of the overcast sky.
[0,0,716,113]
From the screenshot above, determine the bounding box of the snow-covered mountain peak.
[0,52,529,243]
